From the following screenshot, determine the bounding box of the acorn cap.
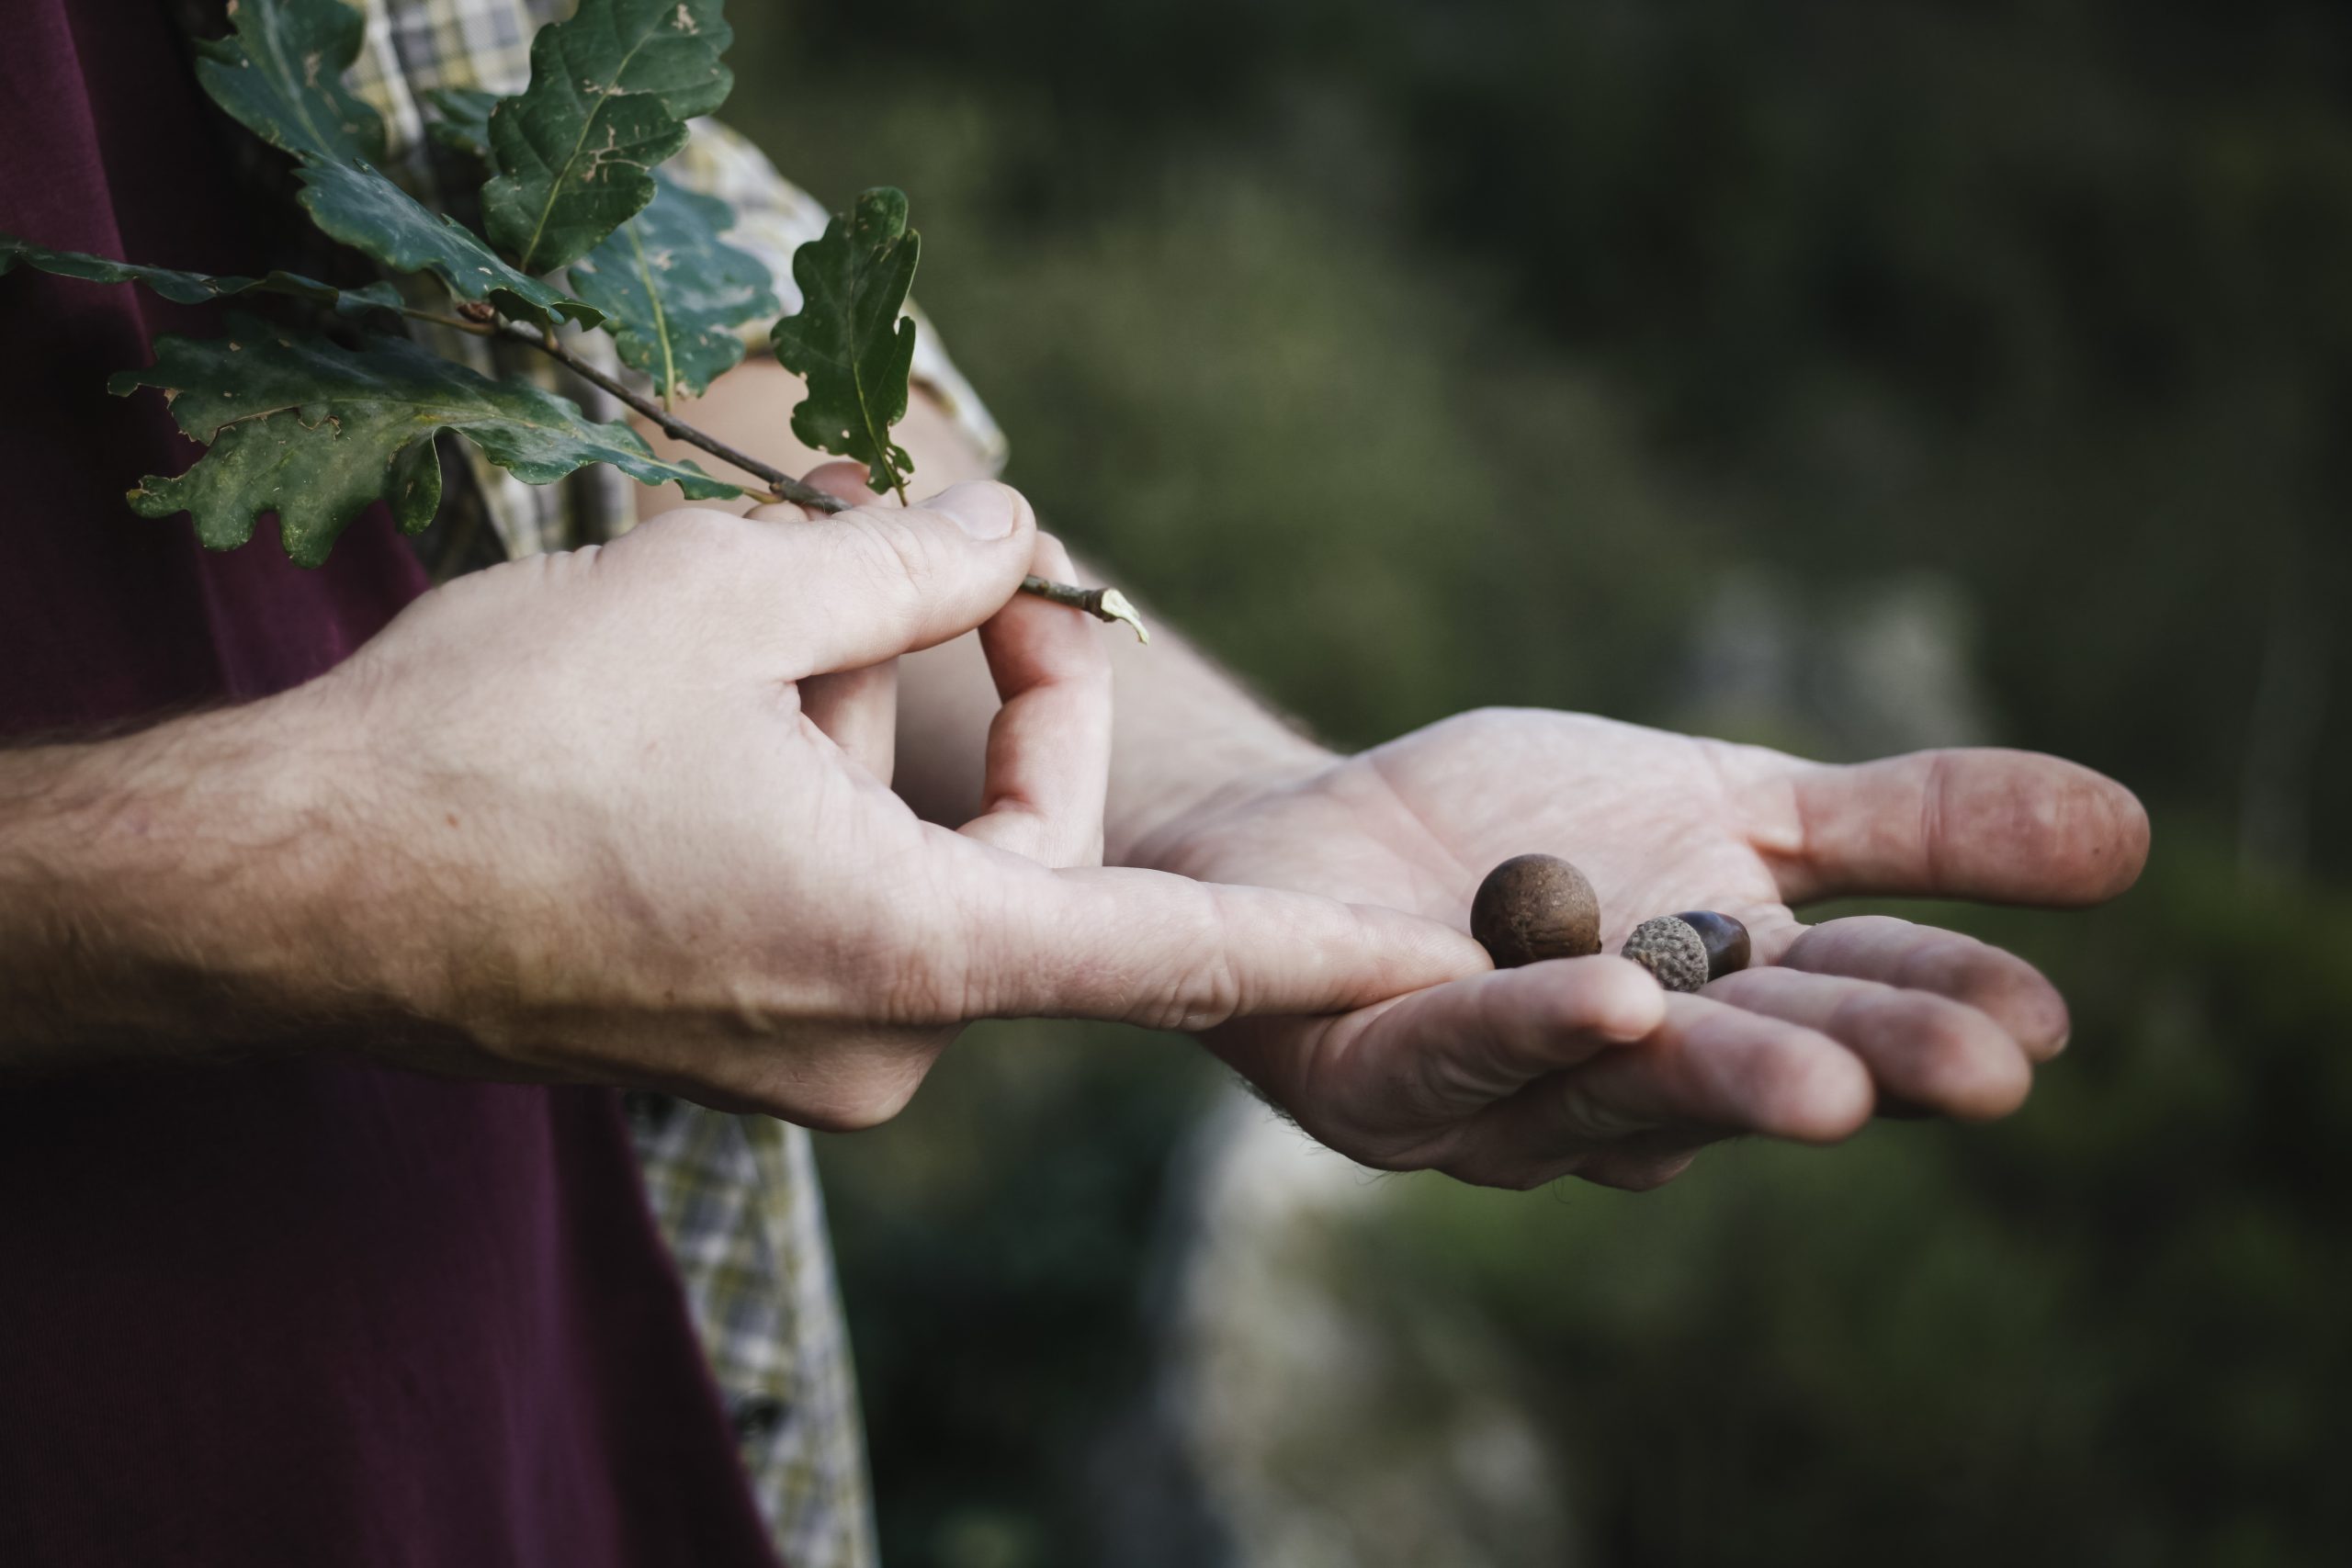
[1622,915,1710,993]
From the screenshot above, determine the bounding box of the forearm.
[0,697,405,1068]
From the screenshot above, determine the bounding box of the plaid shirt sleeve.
[306,5,947,1563]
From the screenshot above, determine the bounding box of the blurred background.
[725,3,2351,1563]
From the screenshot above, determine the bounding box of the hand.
[29,480,1480,1119]
[1134,708,2149,1189]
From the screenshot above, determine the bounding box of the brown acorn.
[1674,909,1752,981]
[1471,853,1601,969]
[1621,909,1753,992]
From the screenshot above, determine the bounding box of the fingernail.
[931,482,1018,540]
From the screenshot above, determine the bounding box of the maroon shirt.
[0,3,782,1562]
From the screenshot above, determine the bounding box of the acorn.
[1675,910,1752,981]
[1620,909,1752,993]
[1621,916,1711,992]
[1470,853,1601,968]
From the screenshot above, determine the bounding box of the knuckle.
[638,506,755,563]
[1396,1041,1497,1126]
[605,509,763,606]
[847,513,938,603]
[1868,990,2032,1114]
[1095,883,1242,1032]
[878,916,979,1025]
[1909,1018,1982,1087]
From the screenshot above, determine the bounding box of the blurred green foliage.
[723,2,2350,1562]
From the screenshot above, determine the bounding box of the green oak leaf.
[569,175,777,404]
[769,187,921,500]
[0,234,404,320]
[190,0,385,164]
[481,0,735,275]
[190,0,597,330]
[423,86,502,163]
[108,317,741,567]
[294,161,600,328]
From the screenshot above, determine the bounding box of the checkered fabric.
[178,1,1032,1561]
[624,1092,876,1568]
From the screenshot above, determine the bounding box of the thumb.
[758,480,1038,675]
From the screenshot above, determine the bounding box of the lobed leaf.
[0,234,404,320]
[191,0,598,330]
[191,0,386,164]
[481,0,735,275]
[422,86,502,163]
[768,187,921,499]
[569,175,777,403]
[109,318,741,567]
[294,161,601,328]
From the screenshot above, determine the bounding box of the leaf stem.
[399,306,1143,636]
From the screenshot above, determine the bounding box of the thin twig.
[401,306,1145,637]
[1019,578,1150,643]
[511,323,847,512]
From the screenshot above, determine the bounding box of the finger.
[1573,1132,1708,1192]
[1704,965,2033,1120]
[1312,957,1668,1123]
[1458,994,1874,1187]
[1772,915,2072,1059]
[761,481,1039,673]
[1756,748,2149,908]
[957,535,1113,867]
[800,661,899,781]
[956,859,1489,1028]
[752,463,899,763]
[746,460,883,522]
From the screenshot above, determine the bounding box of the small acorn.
[1621,916,1711,992]
[1471,853,1601,968]
[1674,909,1752,981]
[1620,909,1752,992]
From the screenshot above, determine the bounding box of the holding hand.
[317,479,1498,1124]
[6,480,1483,1120]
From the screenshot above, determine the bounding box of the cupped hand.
[1135,709,2149,1189]
[289,479,1481,1127]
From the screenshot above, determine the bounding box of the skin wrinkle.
[1150,881,1242,1032]
[1920,749,1954,895]
[1550,1073,1662,1146]
[1709,737,1807,864]
[1360,742,1485,908]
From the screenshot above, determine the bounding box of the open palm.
[1139,707,2149,1190]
